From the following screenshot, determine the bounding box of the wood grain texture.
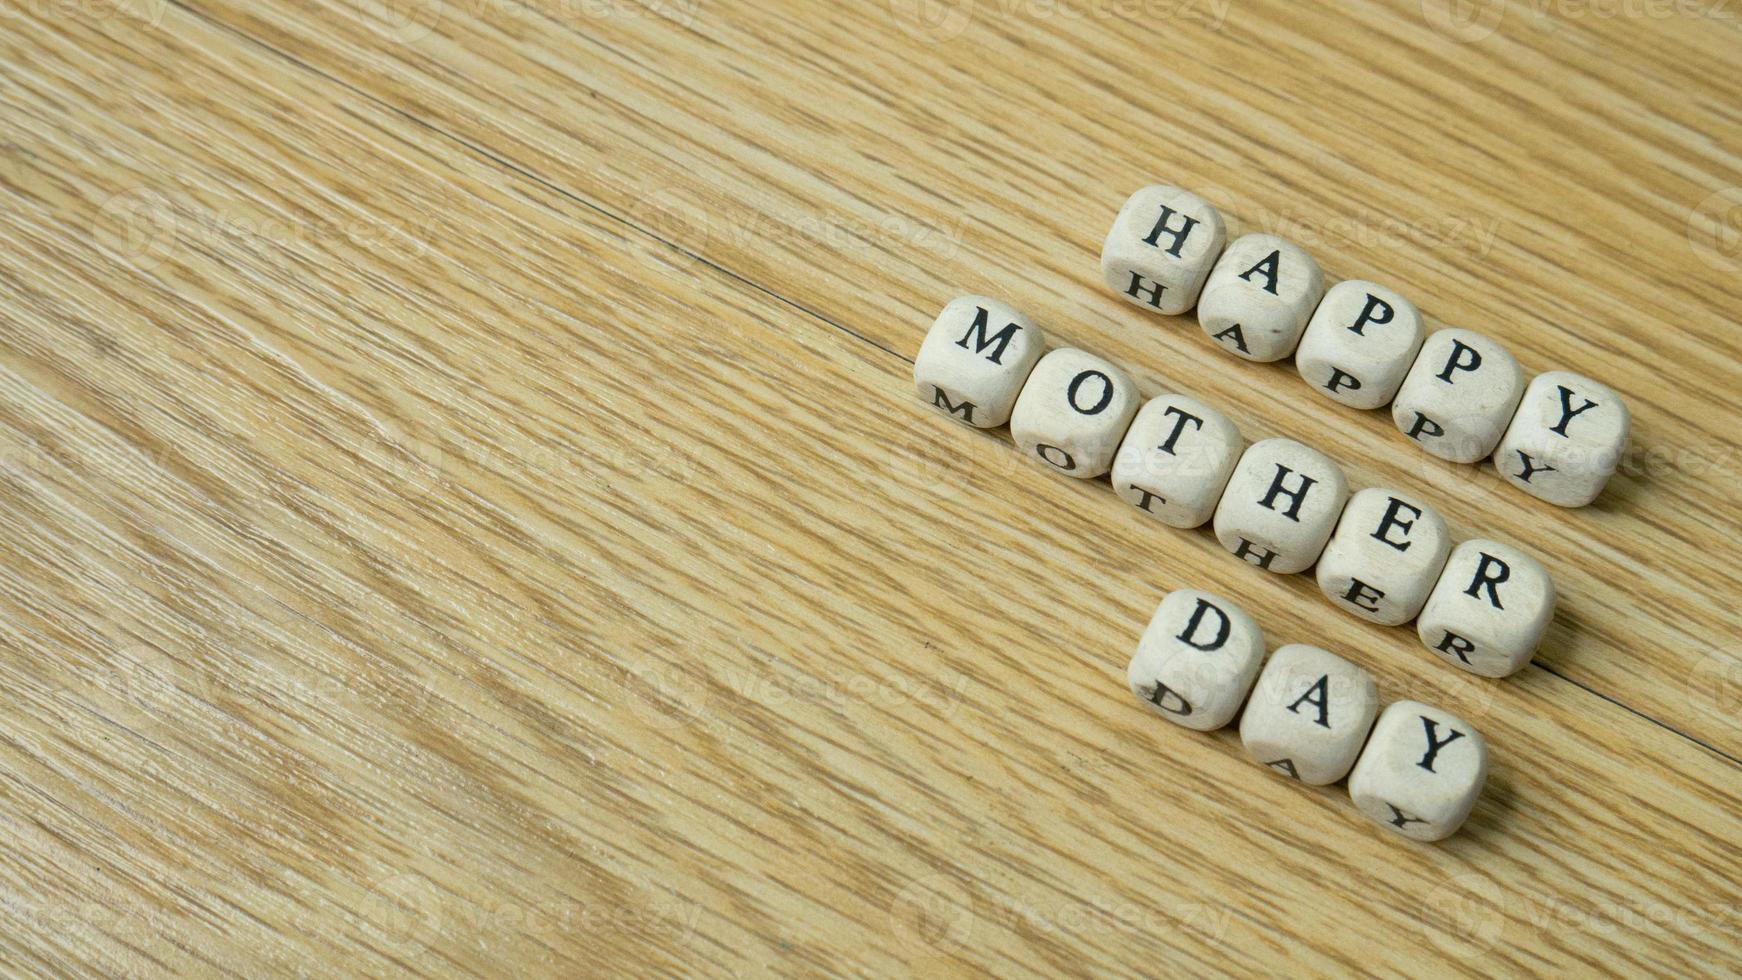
[0,0,1738,975]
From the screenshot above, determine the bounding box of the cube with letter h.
[1212,438,1350,575]
[1100,185,1228,316]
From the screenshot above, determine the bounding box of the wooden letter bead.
[1240,644,1379,785]
[1100,185,1228,316]
[1390,328,1524,463]
[1212,438,1350,574]
[1314,488,1451,626]
[1010,348,1140,479]
[1127,589,1265,732]
[912,295,1046,428]
[1196,234,1326,362]
[1348,701,1488,842]
[1293,280,1425,409]
[1493,370,1631,507]
[1416,539,1555,678]
[1110,394,1242,528]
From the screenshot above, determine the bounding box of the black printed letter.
[1258,464,1317,522]
[1371,496,1422,552]
[1417,716,1466,773]
[1142,205,1199,258]
[954,306,1022,365]
[1464,552,1510,609]
[1287,675,1331,729]
[1177,598,1232,651]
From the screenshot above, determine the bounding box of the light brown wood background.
[1,0,1739,974]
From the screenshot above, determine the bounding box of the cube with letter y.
[1348,701,1488,842]
[1493,370,1630,507]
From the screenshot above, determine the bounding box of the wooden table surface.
[2,0,1740,974]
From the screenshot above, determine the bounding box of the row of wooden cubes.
[1100,184,1631,508]
[914,295,1554,678]
[1131,589,1487,842]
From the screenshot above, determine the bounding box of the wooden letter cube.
[1390,328,1524,463]
[1315,488,1451,626]
[1348,701,1488,842]
[1294,280,1425,409]
[1127,589,1265,731]
[1493,370,1631,507]
[1416,539,1555,678]
[1100,185,1228,316]
[1111,394,1242,528]
[1010,348,1140,479]
[913,295,1046,428]
[1196,234,1326,362]
[1240,644,1379,785]
[1212,438,1350,574]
